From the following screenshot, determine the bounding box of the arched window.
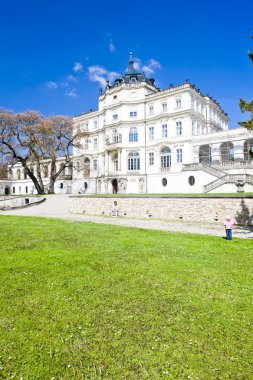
[161,146,171,168]
[128,152,140,171]
[244,139,253,161]
[199,145,211,163]
[220,142,234,162]
[129,127,138,142]
[17,169,21,180]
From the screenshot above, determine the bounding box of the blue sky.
[0,0,252,128]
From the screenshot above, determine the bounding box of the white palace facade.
[1,54,253,195]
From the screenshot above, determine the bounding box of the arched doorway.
[244,139,253,161]
[220,142,234,162]
[5,186,10,195]
[112,179,118,194]
[199,145,211,163]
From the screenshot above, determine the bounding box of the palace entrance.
[112,179,118,194]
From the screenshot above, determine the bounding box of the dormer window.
[130,111,137,118]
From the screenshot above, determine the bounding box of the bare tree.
[0,110,84,194]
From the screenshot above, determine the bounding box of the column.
[105,151,109,175]
[118,149,122,171]
[192,146,200,163]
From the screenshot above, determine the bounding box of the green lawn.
[0,216,252,379]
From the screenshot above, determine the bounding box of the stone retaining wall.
[0,196,45,210]
[69,196,253,225]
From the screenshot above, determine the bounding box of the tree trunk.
[48,176,56,194]
[48,160,57,194]
[22,162,44,194]
[36,161,45,193]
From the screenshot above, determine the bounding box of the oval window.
[188,176,195,186]
[162,178,167,187]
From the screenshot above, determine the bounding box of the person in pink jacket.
[224,216,234,240]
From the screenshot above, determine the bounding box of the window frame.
[162,124,168,138]
[129,127,138,142]
[149,152,154,166]
[128,151,140,171]
[160,146,171,168]
[176,121,182,135]
[93,159,98,171]
[176,98,182,108]
[149,126,154,141]
[176,148,183,163]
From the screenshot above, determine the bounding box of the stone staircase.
[183,162,253,193]
[199,163,225,178]
[203,174,253,193]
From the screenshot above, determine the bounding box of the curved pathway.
[0,195,252,239]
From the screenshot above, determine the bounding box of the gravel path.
[0,195,252,239]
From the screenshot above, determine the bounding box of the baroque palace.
[1,54,253,195]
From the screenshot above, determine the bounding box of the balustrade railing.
[203,174,253,192]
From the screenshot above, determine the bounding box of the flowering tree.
[0,110,84,193]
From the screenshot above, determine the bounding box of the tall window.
[149,104,154,114]
[17,169,21,180]
[93,159,98,171]
[94,120,98,129]
[176,148,183,163]
[112,128,119,143]
[176,98,182,108]
[149,152,154,166]
[149,126,154,140]
[162,124,168,138]
[113,153,118,171]
[162,102,167,112]
[129,127,138,142]
[128,152,140,171]
[130,111,137,118]
[93,138,98,149]
[176,121,182,135]
[161,146,171,168]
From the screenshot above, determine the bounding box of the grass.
[0,216,252,379]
